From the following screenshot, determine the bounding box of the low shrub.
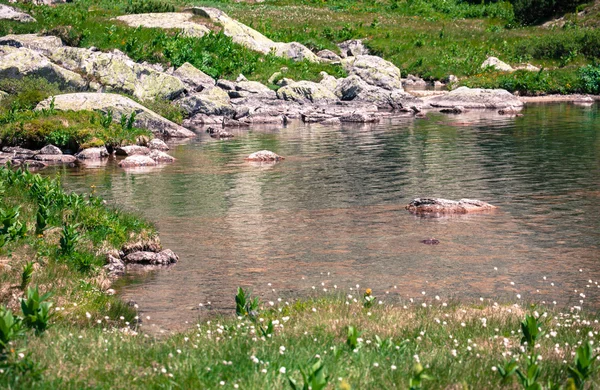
[578,64,600,94]
[124,0,175,14]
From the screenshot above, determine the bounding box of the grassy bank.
[2,0,600,94]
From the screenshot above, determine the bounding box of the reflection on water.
[52,103,600,331]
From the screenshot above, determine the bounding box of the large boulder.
[49,47,185,100]
[341,55,403,91]
[277,81,337,104]
[192,7,320,62]
[425,87,523,109]
[405,198,497,215]
[177,87,234,116]
[481,57,513,72]
[335,75,421,109]
[36,93,195,138]
[172,62,215,92]
[0,46,87,90]
[113,13,210,37]
[115,145,150,156]
[75,147,109,160]
[148,138,170,151]
[39,144,62,155]
[0,4,35,23]
[0,34,64,56]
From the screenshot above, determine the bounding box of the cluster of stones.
[105,237,179,277]
[0,138,175,170]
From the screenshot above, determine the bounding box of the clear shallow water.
[52,103,600,331]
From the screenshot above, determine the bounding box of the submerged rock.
[245,150,284,162]
[36,93,195,138]
[421,238,440,245]
[406,198,497,215]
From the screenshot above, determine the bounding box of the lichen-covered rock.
[245,150,284,162]
[236,81,274,95]
[319,71,340,93]
[75,146,109,160]
[39,144,62,155]
[0,46,87,90]
[115,145,150,156]
[36,93,195,138]
[114,13,210,37]
[172,62,215,92]
[147,138,170,151]
[426,87,523,109]
[405,198,497,215]
[177,87,234,116]
[276,81,337,103]
[0,4,35,23]
[118,155,157,168]
[192,7,319,62]
[148,150,175,163]
[342,55,403,91]
[0,34,63,56]
[317,49,342,62]
[49,47,185,100]
[481,57,513,72]
[335,75,421,109]
[338,39,369,58]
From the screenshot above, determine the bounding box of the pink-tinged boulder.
[115,145,150,156]
[34,154,76,163]
[148,150,175,163]
[148,138,170,151]
[118,155,157,168]
[75,147,109,160]
[406,198,497,215]
[245,150,284,162]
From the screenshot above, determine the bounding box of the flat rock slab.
[406,198,497,215]
[118,155,157,168]
[114,13,210,37]
[36,93,195,138]
[0,4,36,23]
[33,154,77,164]
[426,87,523,109]
[0,34,64,56]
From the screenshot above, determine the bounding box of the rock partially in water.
[440,106,466,114]
[148,138,170,151]
[123,249,179,265]
[406,198,497,215]
[34,154,77,164]
[148,150,175,163]
[115,145,150,156]
[122,237,162,256]
[498,106,524,116]
[421,238,440,245]
[177,87,234,116]
[245,150,284,162]
[426,87,523,109]
[36,93,195,138]
[0,4,36,23]
[104,253,125,277]
[118,155,157,168]
[206,127,234,138]
[76,146,109,160]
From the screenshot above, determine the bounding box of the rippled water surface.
[54,103,600,330]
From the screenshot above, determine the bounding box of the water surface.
[54,103,600,330]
